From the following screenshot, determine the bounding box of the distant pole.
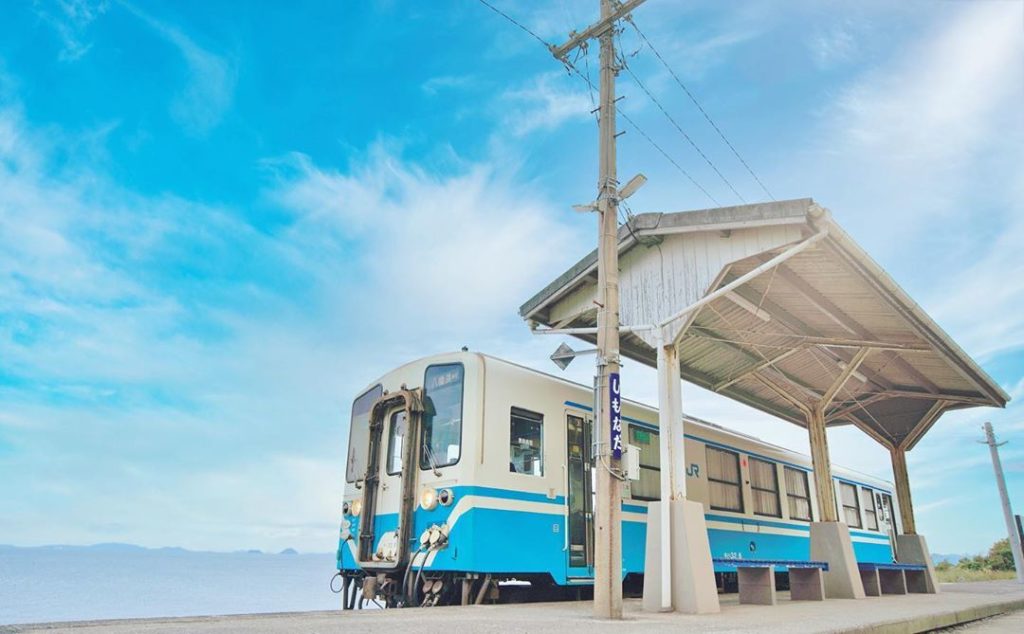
[982,422,1024,583]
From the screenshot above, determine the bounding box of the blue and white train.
[336,351,898,607]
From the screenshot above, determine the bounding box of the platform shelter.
[520,198,1008,612]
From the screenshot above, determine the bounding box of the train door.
[357,391,422,569]
[566,412,594,578]
[878,492,898,559]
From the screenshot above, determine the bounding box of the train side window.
[706,446,743,512]
[386,410,406,475]
[749,458,781,517]
[861,487,879,530]
[345,384,384,483]
[784,466,813,521]
[509,407,544,476]
[421,364,464,471]
[628,426,660,501]
[840,482,862,528]
[880,492,894,525]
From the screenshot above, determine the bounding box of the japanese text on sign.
[610,372,622,459]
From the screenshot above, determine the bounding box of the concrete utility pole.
[982,422,1024,583]
[549,0,647,619]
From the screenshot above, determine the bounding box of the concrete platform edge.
[838,597,1024,634]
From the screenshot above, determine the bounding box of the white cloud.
[809,20,859,69]
[813,1,1023,236]
[0,88,590,550]
[267,143,585,335]
[927,210,1024,361]
[35,0,109,61]
[120,1,237,135]
[421,74,475,96]
[500,71,594,136]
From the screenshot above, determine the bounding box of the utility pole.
[549,0,647,619]
[981,422,1024,583]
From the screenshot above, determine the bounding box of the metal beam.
[549,0,647,60]
[753,374,813,417]
[713,346,804,392]
[663,230,829,344]
[898,399,948,451]
[727,285,898,394]
[843,415,898,448]
[775,263,942,395]
[689,324,930,353]
[819,237,1006,406]
[820,348,871,409]
[825,392,891,422]
[685,325,823,402]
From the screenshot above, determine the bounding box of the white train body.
[337,351,896,603]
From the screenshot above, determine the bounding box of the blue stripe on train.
[338,488,894,581]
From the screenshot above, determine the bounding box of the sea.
[0,545,345,626]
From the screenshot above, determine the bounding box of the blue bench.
[857,562,931,595]
[713,558,829,605]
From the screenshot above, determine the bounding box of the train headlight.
[350,499,362,517]
[438,488,454,507]
[420,487,438,511]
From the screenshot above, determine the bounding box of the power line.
[626,17,775,201]
[619,54,747,204]
[475,0,551,50]
[619,111,721,207]
[563,60,720,207]
[474,1,721,207]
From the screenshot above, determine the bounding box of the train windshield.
[421,364,464,470]
[345,384,383,482]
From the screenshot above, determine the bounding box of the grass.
[935,567,1018,583]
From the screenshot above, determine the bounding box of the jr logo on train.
[336,351,899,608]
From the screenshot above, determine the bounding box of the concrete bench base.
[905,569,930,593]
[721,563,826,605]
[860,564,932,597]
[897,533,940,594]
[879,568,908,595]
[860,568,881,597]
[789,567,826,601]
[737,566,777,605]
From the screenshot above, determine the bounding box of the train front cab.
[338,353,483,606]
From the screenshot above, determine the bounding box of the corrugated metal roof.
[520,198,1008,450]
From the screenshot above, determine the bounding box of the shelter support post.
[643,341,719,614]
[888,445,939,592]
[890,447,916,535]
[808,405,838,523]
[808,407,864,598]
[808,348,868,599]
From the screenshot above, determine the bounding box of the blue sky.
[0,0,1022,555]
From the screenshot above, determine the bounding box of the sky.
[0,0,1022,556]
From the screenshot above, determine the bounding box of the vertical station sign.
[610,372,622,459]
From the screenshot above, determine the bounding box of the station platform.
[6,581,1024,634]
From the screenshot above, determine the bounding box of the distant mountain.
[81,543,149,552]
[0,543,331,556]
[932,553,966,565]
[0,543,148,553]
